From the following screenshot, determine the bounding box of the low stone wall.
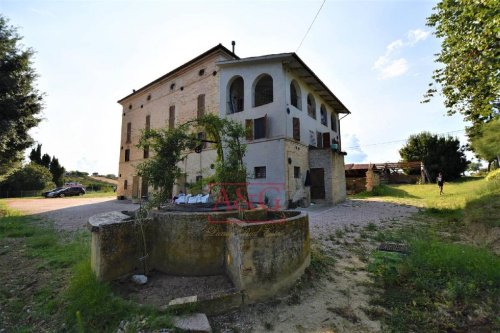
[88,209,310,303]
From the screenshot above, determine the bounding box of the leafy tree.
[0,16,43,176]
[29,144,42,164]
[467,161,482,173]
[0,163,54,194]
[49,156,65,186]
[424,0,499,132]
[399,132,469,181]
[469,117,500,170]
[41,153,51,168]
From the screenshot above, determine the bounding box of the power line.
[296,0,327,52]
[346,129,466,150]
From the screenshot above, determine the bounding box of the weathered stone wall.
[89,209,310,303]
[309,149,347,204]
[225,211,310,301]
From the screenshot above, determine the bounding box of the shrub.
[485,168,500,182]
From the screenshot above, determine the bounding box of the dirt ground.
[1,197,419,332]
[3,196,139,231]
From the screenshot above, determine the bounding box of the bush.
[0,163,55,193]
[485,168,500,182]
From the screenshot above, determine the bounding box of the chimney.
[231,41,236,54]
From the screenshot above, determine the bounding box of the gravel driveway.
[4,196,139,231]
[4,196,418,235]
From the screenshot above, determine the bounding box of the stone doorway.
[310,168,325,200]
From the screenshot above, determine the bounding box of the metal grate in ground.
[378,243,410,254]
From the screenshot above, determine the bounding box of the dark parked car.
[42,187,64,198]
[46,186,86,198]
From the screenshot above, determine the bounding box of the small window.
[309,130,317,147]
[169,105,175,129]
[143,145,149,159]
[196,175,203,182]
[170,83,176,91]
[126,122,131,143]
[290,80,302,110]
[331,112,338,132]
[124,149,130,162]
[147,94,151,101]
[294,166,300,179]
[198,69,205,76]
[145,115,150,131]
[128,104,132,110]
[124,180,128,190]
[320,105,327,126]
[254,116,267,140]
[197,94,205,119]
[254,74,273,107]
[228,76,244,114]
[307,94,316,119]
[255,166,266,179]
[292,117,300,141]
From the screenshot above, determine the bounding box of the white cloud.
[373,28,430,80]
[408,29,430,45]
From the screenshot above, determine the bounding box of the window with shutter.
[126,122,131,143]
[197,94,205,119]
[124,149,130,162]
[169,105,175,129]
[254,116,267,140]
[322,132,331,149]
[245,119,253,141]
[292,117,300,141]
[145,115,150,131]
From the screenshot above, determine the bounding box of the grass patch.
[307,242,335,277]
[367,178,500,332]
[0,201,172,332]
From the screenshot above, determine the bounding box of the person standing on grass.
[437,172,444,195]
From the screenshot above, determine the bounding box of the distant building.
[117,44,350,207]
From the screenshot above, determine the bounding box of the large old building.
[117,44,350,207]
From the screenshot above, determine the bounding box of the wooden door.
[310,168,325,200]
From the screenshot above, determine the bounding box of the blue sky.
[1,0,469,175]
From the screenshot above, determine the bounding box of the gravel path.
[4,197,139,231]
[303,199,419,238]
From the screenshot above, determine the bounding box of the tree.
[29,144,42,164]
[424,0,499,132]
[470,117,500,170]
[49,156,65,186]
[41,153,51,168]
[0,163,54,195]
[0,16,43,176]
[399,132,469,181]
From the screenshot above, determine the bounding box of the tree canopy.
[29,144,65,186]
[469,117,500,169]
[0,163,54,195]
[399,132,469,181]
[0,15,43,176]
[424,0,499,131]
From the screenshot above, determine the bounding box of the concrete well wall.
[89,209,310,303]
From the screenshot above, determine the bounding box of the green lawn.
[365,176,500,332]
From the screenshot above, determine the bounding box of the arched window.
[331,112,338,132]
[307,94,316,119]
[228,76,244,114]
[253,74,273,107]
[320,104,327,126]
[290,80,302,110]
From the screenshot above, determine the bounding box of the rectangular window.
[254,115,267,140]
[309,130,317,147]
[169,105,175,129]
[322,132,331,149]
[292,117,300,141]
[196,175,203,182]
[197,94,205,119]
[255,166,266,179]
[145,115,150,131]
[294,166,300,179]
[143,145,149,159]
[126,122,131,143]
[316,131,323,149]
[245,119,253,141]
[124,180,128,190]
[125,149,130,162]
